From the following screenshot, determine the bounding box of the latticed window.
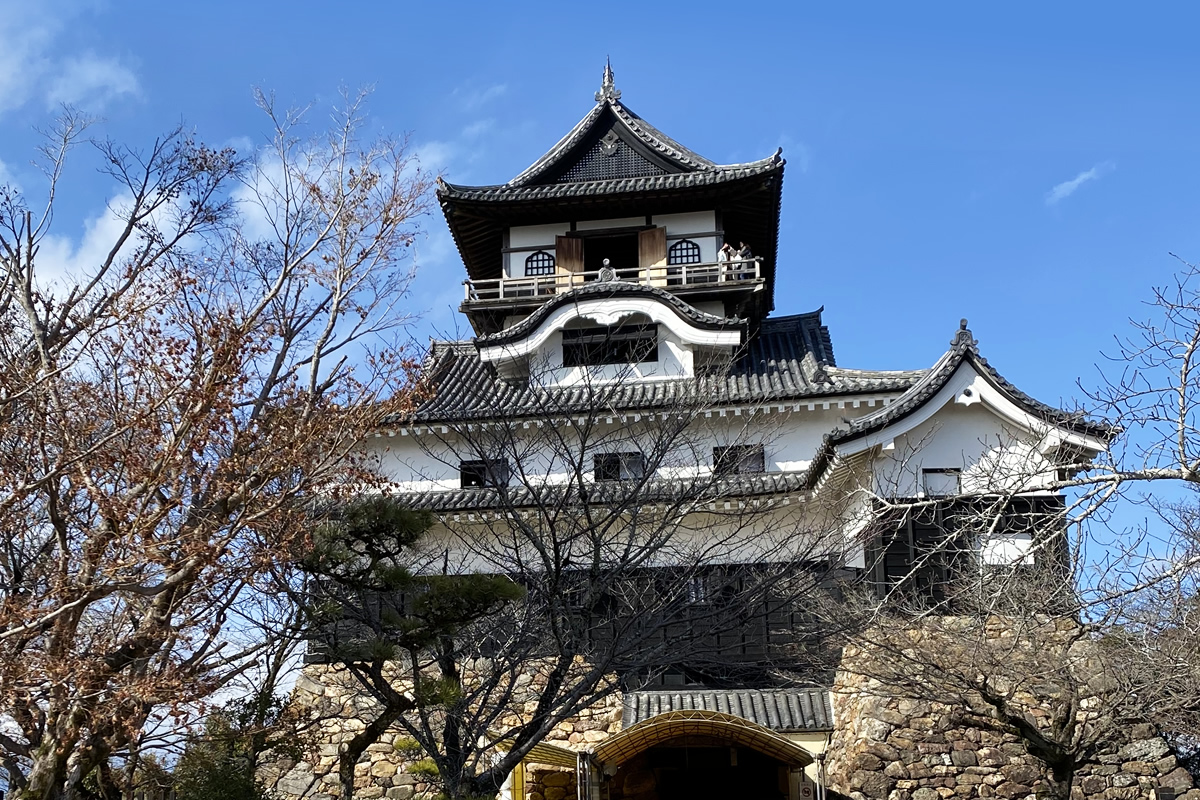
[525,250,556,276]
[667,239,702,265]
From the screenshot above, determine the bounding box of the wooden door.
[555,235,583,291]
[638,226,667,286]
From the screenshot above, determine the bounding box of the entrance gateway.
[515,710,822,800]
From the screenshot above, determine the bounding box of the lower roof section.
[622,687,833,732]
[399,310,922,425]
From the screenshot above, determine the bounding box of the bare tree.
[810,260,1200,800]
[0,89,433,799]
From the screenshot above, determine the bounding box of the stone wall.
[825,661,1197,800]
[526,768,577,800]
[261,662,622,800]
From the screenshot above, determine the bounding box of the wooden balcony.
[462,258,763,306]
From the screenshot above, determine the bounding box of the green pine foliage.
[172,712,267,800]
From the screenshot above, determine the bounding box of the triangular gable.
[802,321,1113,490]
[507,64,722,187]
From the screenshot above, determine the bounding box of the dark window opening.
[562,324,658,367]
[459,458,511,488]
[922,468,961,497]
[581,232,641,279]
[713,445,766,477]
[594,452,646,481]
[524,250,556,276]
[667,239,702,265]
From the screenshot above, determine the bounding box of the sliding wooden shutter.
[556,235,583,273]
[639,226,667,285]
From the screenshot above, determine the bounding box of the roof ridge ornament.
[952,318,977,348]
[595,57,621,103]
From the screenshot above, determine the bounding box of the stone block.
[853,753,885,772]
[1161,768,1195,792]
[542,772,572,788]
[371,761,398,778]
[890,790,912,800]
[1155,756,1179,774]
[1119,740,1170,764]
[885,762,910,780]
[1104,789,1138,800]
[951,751,978,768]
[863,718,895,742]
[978,748,1007,767]
[386,788,414,800]
[995,783,1030,798]
[1080,775,1108,794]
[358,789,384,799]
[1001,766,1040,786]
[912,788,941,800]
[1121,762,1156,777]
[852,770,896,796]
[870,742,901,761]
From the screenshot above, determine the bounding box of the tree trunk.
[338,709,403,800]
[18,742,71,800]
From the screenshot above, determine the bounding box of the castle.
[270,65,1193,800]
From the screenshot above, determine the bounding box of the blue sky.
[3,0,1200,413]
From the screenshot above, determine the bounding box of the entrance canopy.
[592,709,815,769]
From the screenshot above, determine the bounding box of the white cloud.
[1045,161,1116,205]
[45,52,140,110]
[452,82,507,112]
[36,193,137,292]
[0,158,19,193]
[0,2,140,117]
[461,119,494,140]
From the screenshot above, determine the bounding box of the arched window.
[667,239,702,266]
[525,250,556,276]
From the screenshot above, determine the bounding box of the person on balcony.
[736,241,754,279]
[716,242,736,284]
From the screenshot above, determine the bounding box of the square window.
[922,468,961,497]
[713,445,765,477]
[460,458,510,489]
[594,452,645,481]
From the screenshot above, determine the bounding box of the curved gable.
[477,285,743,365]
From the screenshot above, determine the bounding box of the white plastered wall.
[504,211,721,278]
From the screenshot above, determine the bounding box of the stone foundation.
[261,663,621,800]
[826,645,1197,800]
[265,636,1197,800]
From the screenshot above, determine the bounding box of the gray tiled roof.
[390,471,812,513]
[623,688,834,732]
[401,311,924,424]
[438,154,783,203]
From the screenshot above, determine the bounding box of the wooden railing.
[462,258,762,303]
